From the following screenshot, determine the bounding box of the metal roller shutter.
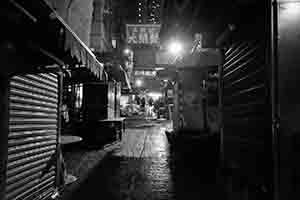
[6,73,59,200]
[221,38,272,185]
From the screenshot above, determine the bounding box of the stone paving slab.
[60,120,223,200]
[59,141,121,199]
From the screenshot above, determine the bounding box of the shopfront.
[0,1,104,199]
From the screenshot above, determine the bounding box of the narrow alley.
[62,119,221,200]
[2,1,298,200]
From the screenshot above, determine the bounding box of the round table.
[60,135,82,185]
[61,135,82,145]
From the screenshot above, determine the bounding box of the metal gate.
[6,73,60,200]
[220,37,273,194]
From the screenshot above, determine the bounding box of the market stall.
[77,63,131,147]
[168,49,221,136]
[0,1,104,199]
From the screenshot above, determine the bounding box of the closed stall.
[214,0,300,199]
[78,82,115,146]
[0,1,104,199]
[171,49,221,136]
[218,1,273,199]
[6,73,60,200]
[173,68,207,133]
[220,36,273,199]
[165,49,221,171]
[83,82,116,121]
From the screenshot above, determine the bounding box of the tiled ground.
[60,119,223,200]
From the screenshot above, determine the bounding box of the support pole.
[56,71,63,188]
[0,75,9,200]
[271,0,279,199]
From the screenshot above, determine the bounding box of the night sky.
[116,0,264,48]
[158,0,263,47]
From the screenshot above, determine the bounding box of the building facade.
[137,0,161,24]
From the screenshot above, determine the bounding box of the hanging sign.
[134,70,157,77]
[126,24,161,45]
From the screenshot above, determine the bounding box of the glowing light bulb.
[168,41,183,55]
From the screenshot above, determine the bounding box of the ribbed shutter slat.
[10,95,58,109]
[6,170,55,193]
[8,136,57,147]
[9,124,57,132]
[7,145,56,162]
[10,88,58,105]
[6,165,54,185]
[8,130,57,139]
[10,81,58,99]
[6,73,59,200]
[10,103,57,114]
[11,76,58,94]
[10,110,57,120]
[6,176,55,200]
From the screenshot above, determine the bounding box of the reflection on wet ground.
[66,120,222,200]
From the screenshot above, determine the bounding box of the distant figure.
[154,100,160,118]
[148,97,154,107]
[136,95,141,105]
[141,97,146,110]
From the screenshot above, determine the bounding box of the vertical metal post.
[0,76,9,200]
[270,0,280,199]
[56,71,63,189]
[202,79,208,132]
[114,82,117,118]
[70,83,76,121]
[217,48,227,197]
[218,48,225,168]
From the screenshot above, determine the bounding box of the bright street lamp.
[135,79,143,87]
[168,41,183,55]
[123,48,131,55]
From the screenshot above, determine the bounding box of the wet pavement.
[63,119,223,200]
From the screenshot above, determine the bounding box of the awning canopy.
[63,66,108,85]
[61,15,103,79]
[0,0,104,79]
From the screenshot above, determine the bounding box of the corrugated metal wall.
[220,38,273,195]
[6,73,59,200]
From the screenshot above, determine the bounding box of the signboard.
[126,24,161,45]
[134,70,157,77]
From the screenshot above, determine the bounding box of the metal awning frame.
[1,0,104,80]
